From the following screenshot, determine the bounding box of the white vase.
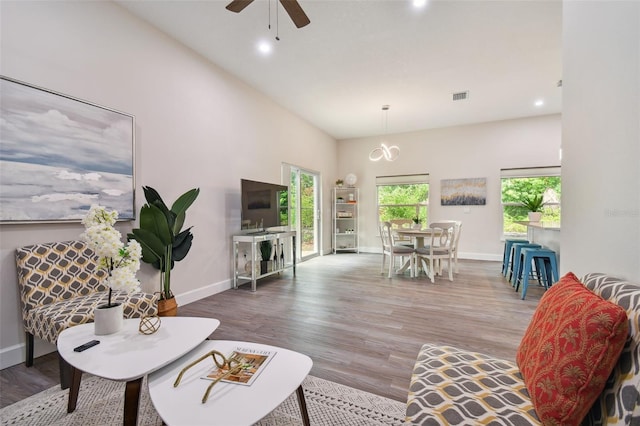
[528,212,543,222]
[94,303,123,335]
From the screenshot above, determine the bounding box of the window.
[501,167,561,237]
[376,174,429,225]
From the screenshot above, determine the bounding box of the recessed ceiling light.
[534,99,544,107]
[257,41,272,55]
[413,0,427,8]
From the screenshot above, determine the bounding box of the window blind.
[376,174,429,186]
[500,166,560,178]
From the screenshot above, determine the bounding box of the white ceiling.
[117,0,563,140]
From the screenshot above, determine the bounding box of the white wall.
[336,114,562,258]
[0,1,337,367]
[561,1,640,281]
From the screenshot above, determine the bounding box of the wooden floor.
[0,253,544,408]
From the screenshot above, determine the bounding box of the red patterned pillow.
[516,272,629,425]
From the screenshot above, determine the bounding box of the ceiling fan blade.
[226,0,255,13]
[279,0,310,28]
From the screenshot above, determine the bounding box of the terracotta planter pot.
[157,297,178,317]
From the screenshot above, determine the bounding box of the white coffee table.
[57,316,220,426]
[148,340,313,426]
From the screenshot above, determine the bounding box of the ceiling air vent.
[452,91,469,101]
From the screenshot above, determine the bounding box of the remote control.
[73,340,100,352]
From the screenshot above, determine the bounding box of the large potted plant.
[520,194,545,222]
[128,186,200,316]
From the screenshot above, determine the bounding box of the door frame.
[282,163,322,261]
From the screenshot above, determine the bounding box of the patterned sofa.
[405,273,640,425]
[15,240,158,387]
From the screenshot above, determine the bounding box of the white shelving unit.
[333,187,359,253]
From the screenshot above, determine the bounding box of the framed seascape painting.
[0,76,135,223]
[441,177,487,206]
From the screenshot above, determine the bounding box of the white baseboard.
[175,278,231,307]
[0,279,232,370]
[461,252,502,262]
[1,340,57,370]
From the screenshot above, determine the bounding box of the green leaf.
[171,188,200,217]
[127,229,164,266]
[139,204,172,245]
[173,227,192,247]
[143,186,168,210]
[173,231,193,262]
[173,211,186,236]
[520,195,545,212]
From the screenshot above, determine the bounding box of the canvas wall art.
[441,177,487,206]
[0,77,135,223]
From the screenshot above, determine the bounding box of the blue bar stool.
[501,239,529,276]
[509,243,542,286]
[516,247,559,299]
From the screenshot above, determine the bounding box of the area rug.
[0,375,406,426]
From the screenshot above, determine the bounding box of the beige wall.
[561,1,640,280]
[336,114,562,258]
[0,1,337,367]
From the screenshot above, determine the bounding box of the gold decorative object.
[174,350,243,403]
[138,315,161,335]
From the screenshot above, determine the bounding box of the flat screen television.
[241,179,289,232]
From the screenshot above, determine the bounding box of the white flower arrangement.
[81,205,141,307]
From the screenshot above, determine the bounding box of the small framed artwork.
[441,177,487,206]
[0,76,135,223]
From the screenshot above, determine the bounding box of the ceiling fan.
[226,0,310,29]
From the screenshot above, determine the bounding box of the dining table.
[395,228,436,249]
[393,228,437,275]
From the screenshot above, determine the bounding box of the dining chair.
[389,219,414,247]
[449,221,462,273]
[379,221,415,278]
[426,220,462,274]
[414,221,456,283]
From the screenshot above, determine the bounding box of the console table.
[233,230,296,291]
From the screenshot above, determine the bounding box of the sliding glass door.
[286,165,320,260]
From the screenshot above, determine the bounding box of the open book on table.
[203,346,276,386]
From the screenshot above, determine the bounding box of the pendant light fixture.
[369,105,400,162]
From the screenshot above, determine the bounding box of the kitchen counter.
[515,221,560,268]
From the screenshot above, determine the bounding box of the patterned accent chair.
[16,240,158,388]
[405,273,640,425]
